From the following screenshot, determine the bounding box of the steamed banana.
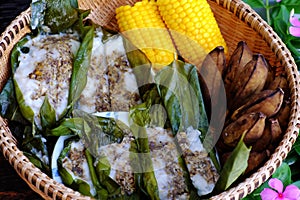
[231,88,284,121]
[223,41,253,99]
[266,74,289,98]
[198,46,226,120]
[275,99,291,130]
[252,118,282,152]
[221,112,266,148]
[245,151,268,175]
[267,118,283,152]
[251,121,272,152]
[199,46,226,75]
[228,54,269,110]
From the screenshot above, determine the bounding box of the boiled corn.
[116,0,176,70]
[157,0,227,67]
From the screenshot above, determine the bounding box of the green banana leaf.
[94,156,145,200]
[122,35,154,98]
[85,149,109,198]
[40,95,56,130]
[0,78,28,126]
[213,133,251,193]
[72,110,126,155]
[49,110,126,153]
[67,25,94,110]
[124,38,208,135]
[57,136,97,197]
[95,155,123,199]
[22,126,51,175]
[131,124,160,200]
[155,60,208,135]
[10,36,35,124]
[129,86,167,128]
[31,0,80,33]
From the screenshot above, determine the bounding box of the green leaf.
[129,86,166,128]
[0,78,28,125]
[48,117,80,136]
[123,36,154,97]
[289,160,300,179]
[129,123,159,200]
[243,0,265,8]
[52,110,126,156]
[292,180,300,188]
[95,156,121,199]
[155,60,208,135]
[293,137,300,156]
[22,129,50,175]
[271,5,290,38]
[281,0,300,13]
[43,0,79,33]
[12,78,35,124]
[68,26,94,108]
[272,162,292,186]
[40,95,56,130]
[285,149,299,165]
[214,133,251,192]
[57,137,96,197]
[85,149,108,198]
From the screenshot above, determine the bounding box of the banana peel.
[231,88,284,121]
[228,54,269,111]
[224,41,253,100]
[221,112,266,148]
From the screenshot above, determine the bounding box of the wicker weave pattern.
[0,0,299,199]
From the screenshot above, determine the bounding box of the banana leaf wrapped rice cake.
[77,29,140,113]
[12,27,141,131]
[58,137,97,197]
[12,33,81,129]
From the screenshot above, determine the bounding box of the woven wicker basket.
[0,0,299,199]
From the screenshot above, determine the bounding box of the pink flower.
[276,0,281,2]
[289,9,300,37]
[260,178,300,200]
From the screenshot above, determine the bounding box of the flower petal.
[276,0,281,2]
[261,188,278,200]
[290,16,300,27]
[289,26,300,37]
[283,185,300,200]
[269,178,283,193]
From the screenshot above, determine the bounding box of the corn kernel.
[157,0,227,67]
[116,0,176,69]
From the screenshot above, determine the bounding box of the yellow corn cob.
[116,0,176,70]
[157,0,227,67]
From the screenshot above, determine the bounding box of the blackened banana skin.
[228,54,269,111]
[221,112,266,148]
[231,88,284,121]
[223,41,253,102]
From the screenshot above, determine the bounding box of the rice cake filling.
[77,30,110,113]
[78,31,140,113]
[105,36,140,111]
[62,139,96,196]
[176,127,219,196]
[147,127,189,200]
[98,134,136,195]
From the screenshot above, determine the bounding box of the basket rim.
[0,0,299,199]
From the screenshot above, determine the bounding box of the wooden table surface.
[0,1,43,199]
